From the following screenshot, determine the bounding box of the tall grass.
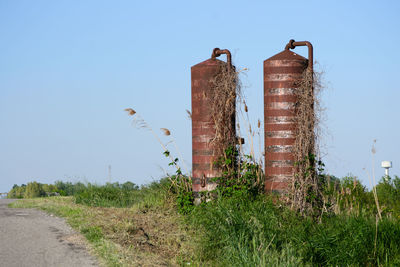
[187,194,400,266]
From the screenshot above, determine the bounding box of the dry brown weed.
[84,203,193,266]
[209,63,239,158]
[288,68,325,216]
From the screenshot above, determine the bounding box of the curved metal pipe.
[285,39,313,72]
[211,48,232,69]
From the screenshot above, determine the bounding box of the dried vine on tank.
[289,68,324,216]
[208,63,240,159]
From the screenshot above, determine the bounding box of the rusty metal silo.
[191,48,235,202]
[264,40,313,193]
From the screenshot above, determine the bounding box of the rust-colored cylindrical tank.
[263,48,308,193]
[191,48,234,201]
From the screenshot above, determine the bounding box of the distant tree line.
[7,181,139,199]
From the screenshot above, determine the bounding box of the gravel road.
[0,199,98,267]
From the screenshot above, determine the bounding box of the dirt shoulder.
[8,197,194,266]
[0,199,98,267]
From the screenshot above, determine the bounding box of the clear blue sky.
[1,0,399,192]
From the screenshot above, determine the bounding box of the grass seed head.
[186,109,192,120]
[125,108,136,116]
[244,101,248,113]
[161,128,171,136]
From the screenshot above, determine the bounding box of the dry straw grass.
[160,128,171,136]
[289,68,325,216]
[91,204,193,266]
[209,62,264,188]
[365,140,382,220]
[209,63,240,158]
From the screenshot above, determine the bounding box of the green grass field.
[10,175,400,266]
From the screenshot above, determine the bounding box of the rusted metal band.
[192,169,220,176]
[192,135,214,142]
[265,152,295,161]
[263,65,307,73]
[264,109,295,117]
[265,166,294,175]
[264,81,298,89]
[266,145,293,153]
[193,150,214,156]
[266,160,294,167]
[264,73,303,81]
[265,124,295,132]
[265,130,295,139]
[265,95,297,103]
[284,39,313,72]
[267,88,297,95]
[192,163,215,171]
[192,121,214,127]
[192,143,213,150]
[265,102,296,110]
[265,138,295,146]
[192,156,216,164]
[192,127,216,135]
[265,116,296,124]
[266,87,297,95]
[211,48,232,69]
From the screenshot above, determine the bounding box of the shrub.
[74,180,168,209]
[24,182,45,198]
[7,184,26,198]
[213,146,264,200]
[74,183,138,207]
[54,181,87,196]
[376,176,400,217]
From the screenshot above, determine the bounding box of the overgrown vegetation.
[188,174,400,266]
[213,145,264,199]
[9,58,400,266]
[190,193,400,266]
[119,60,400,265]
[10,174,400,266]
